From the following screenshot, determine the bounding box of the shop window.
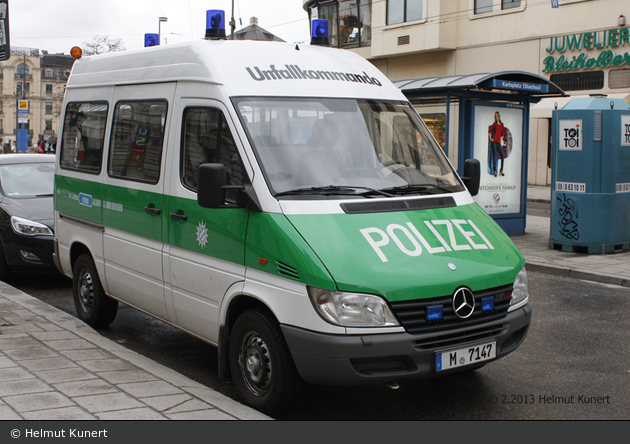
[609,69,630,89]
[387,0,423,25]
[549,71,604,91]
[109,100,168,184]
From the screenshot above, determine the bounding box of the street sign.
[0,1,9,61]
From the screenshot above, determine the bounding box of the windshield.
[234,97,464,198]
[0,162,55,197]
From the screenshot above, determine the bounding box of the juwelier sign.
[543,27,630,73]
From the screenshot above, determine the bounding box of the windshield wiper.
[380,183,453,195]
[275,185,394,198]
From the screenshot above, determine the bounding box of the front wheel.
[72,254,118,328]
[229,309,299,416]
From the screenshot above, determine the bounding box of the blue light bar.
[206,10,226,39]
[426,305,443,321]
[481,296,495,312]
[311,19,330,46]
[144,33,159,47]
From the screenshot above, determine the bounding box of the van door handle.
[144,206,162,215]
[169,212,188,221]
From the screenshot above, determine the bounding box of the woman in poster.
[488,111,506,177]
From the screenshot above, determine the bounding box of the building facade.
[0,47,74,150]
[303,0,630,186]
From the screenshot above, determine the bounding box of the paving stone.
[53,379,119,397]
[29,331,80,341]
[78,359,134,373]
[3,391,75,413]
[118,380,184,398]
[0,405,23,420]
[44,339,97,352]
[164,398,216,414]
[0,337,40,350]
[72,392,145,413]
[97,369,158,385]
[0,379,53,397]
[139,394,193,412]
[0,356,18,369]
[22,406,97,420]
[96,407,167,420]
[19,356,77,372]
[61,348,115,362]
[4,346,60,361]
[35,367,99,384]
[0,366,35,381]
[165,409,236,420]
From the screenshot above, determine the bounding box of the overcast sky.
[9,0,311,55]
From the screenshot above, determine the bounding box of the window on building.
[45,102,53,114]
[609,69,630,89]
[314,0,371,48]
[108,100,168,183]
[549,71,604,91]
[60,101,109,173]
[475,0,522,14]
[502,0,521,9]
[387,0,423,25]
[16,64,29,76]
[45,70,53,77]
[45,120,53,131]
[45,84,53,94]
[181,107,245,201]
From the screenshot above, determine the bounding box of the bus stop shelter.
[395,71,565,235]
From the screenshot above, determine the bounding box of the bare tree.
[82,36,126,55]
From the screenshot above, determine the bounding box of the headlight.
[308,286,400,327]
[509,267,529,311]
[11,216,54,237]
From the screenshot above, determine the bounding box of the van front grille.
[389,285,513,335]
[341,196,456,214]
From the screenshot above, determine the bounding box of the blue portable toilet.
[550,96,630,254]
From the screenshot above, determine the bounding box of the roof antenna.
[295,44,300,50]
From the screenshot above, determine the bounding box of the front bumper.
[2,233,56,272]
[282,304,532,386]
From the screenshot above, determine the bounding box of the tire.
[72,254,118,328]
[229,309,299,416]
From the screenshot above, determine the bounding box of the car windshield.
[0,162,55,197]
[234,97,464,198]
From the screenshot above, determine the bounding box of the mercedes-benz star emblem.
[453,288,475,319]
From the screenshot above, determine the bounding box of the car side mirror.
[198,163,227,208]
[462,158,480,197]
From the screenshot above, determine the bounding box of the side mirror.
[198,163,227,208]
[462,158,480,197]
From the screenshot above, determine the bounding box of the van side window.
[108,100,168,184]
[59,102,108,173]
[181,107,245,199]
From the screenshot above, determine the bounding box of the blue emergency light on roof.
[205,10,226,39]
[311,19,330,46]
[144,33,159,47]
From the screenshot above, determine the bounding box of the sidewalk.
[1,185,628,420]
[514,185,630,288]
[0,283,270,420]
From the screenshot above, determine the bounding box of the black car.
[0,154,56,280]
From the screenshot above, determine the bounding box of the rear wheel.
[72,254,118,328]
[229,309,299,416]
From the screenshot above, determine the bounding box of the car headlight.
[11,216,54,237]
[509,267,529,311]
[308,286,400,327]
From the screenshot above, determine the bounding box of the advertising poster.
[473,104,523,215]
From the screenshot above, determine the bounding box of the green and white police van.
[54,24,531,414]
